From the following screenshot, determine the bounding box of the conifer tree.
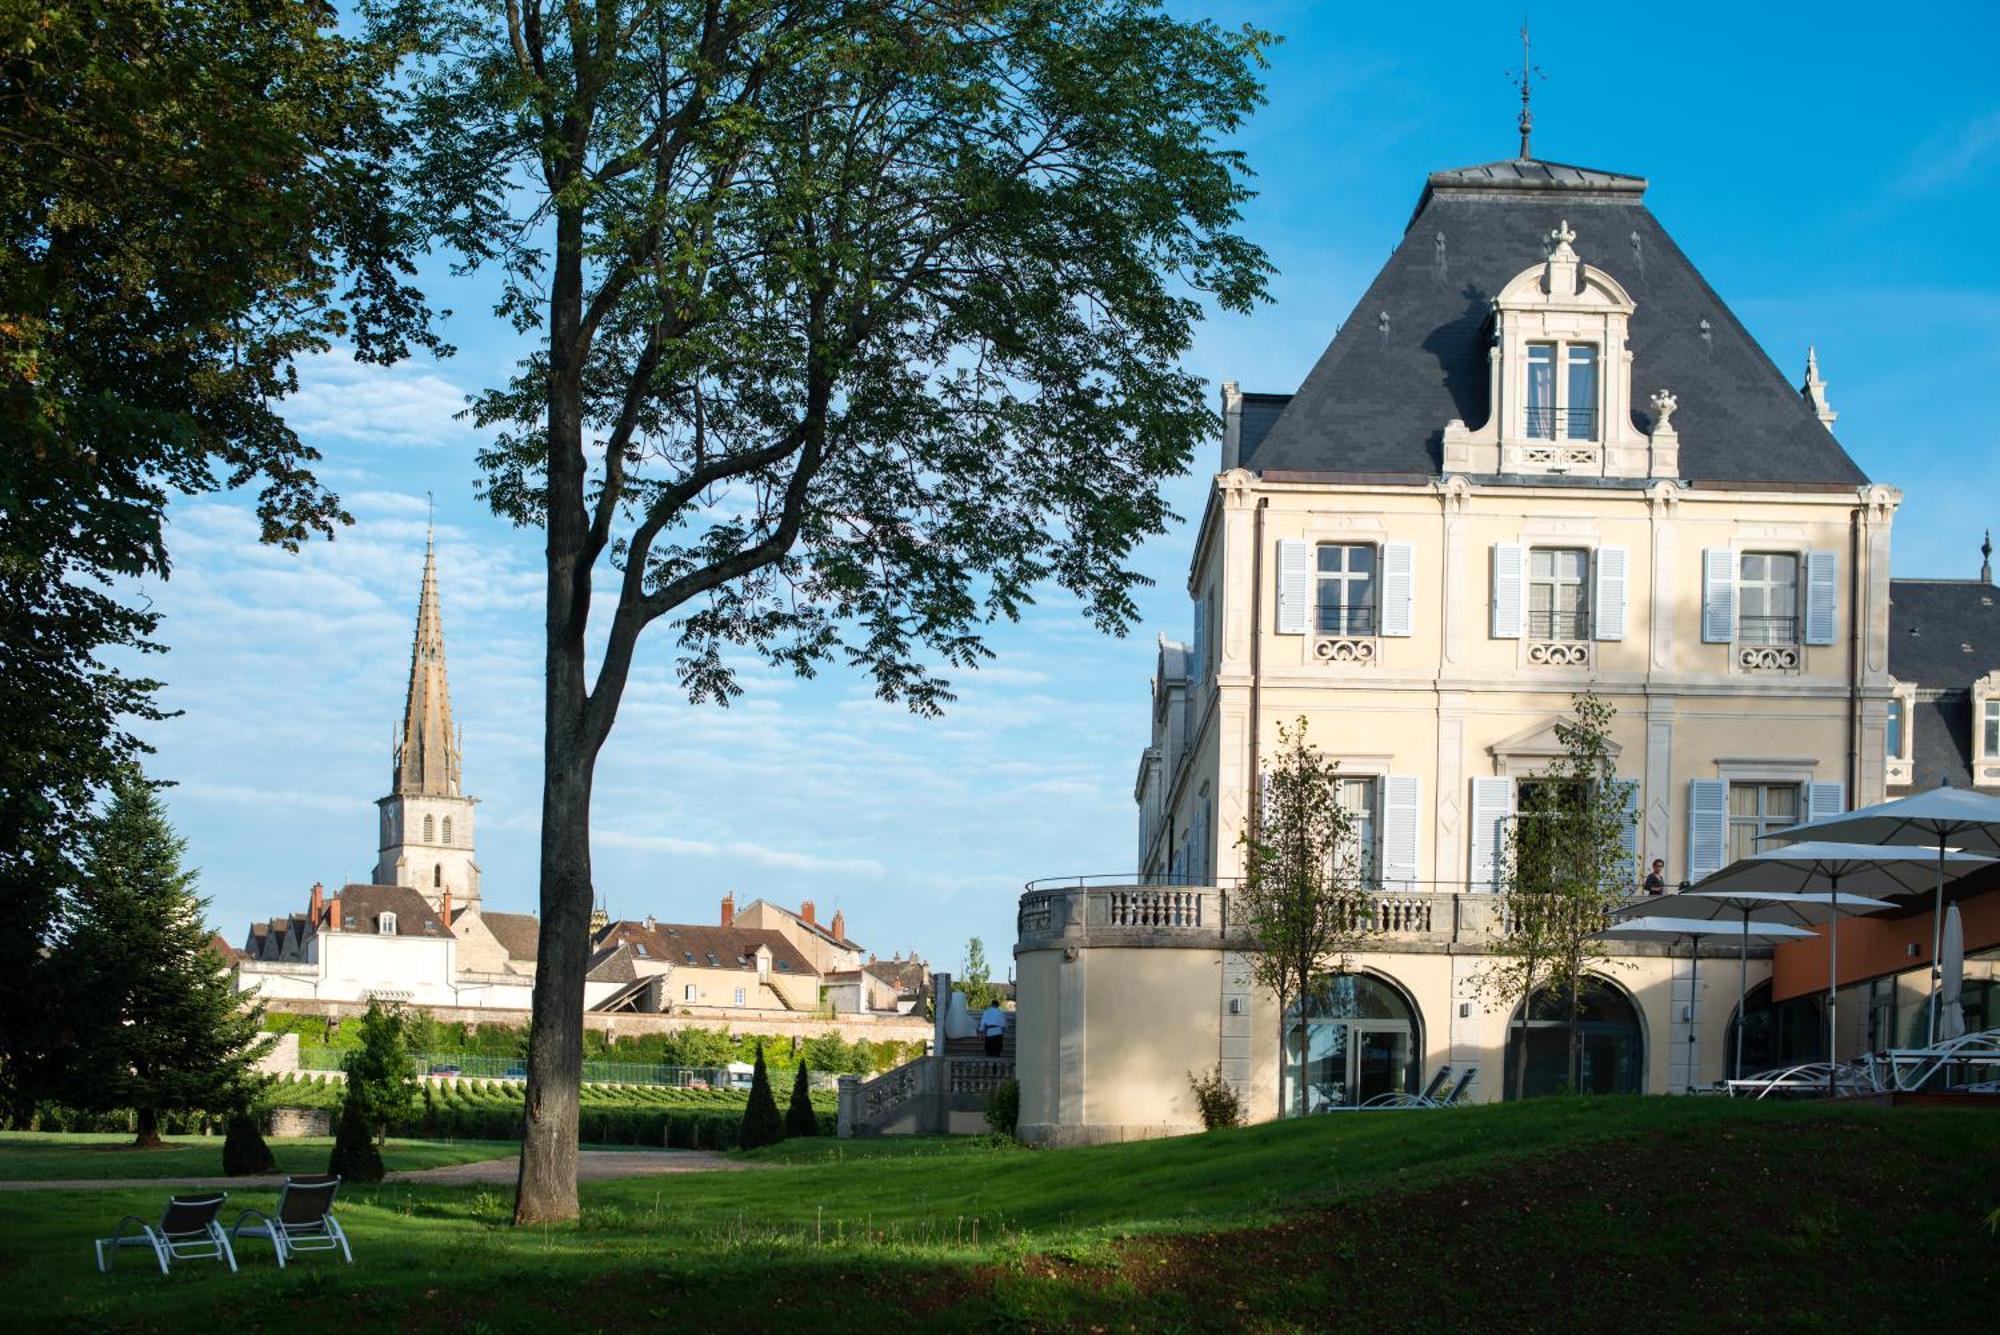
[53,773,269,1146]
[328,1087,385,1183]
[784,1061,818,1138]
[223,1113,277,1176]
[343,1000,417,1147]
[738,1045,785,1150]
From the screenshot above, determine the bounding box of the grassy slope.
[7,1100,1996,1331]
[0,1134,519,1182]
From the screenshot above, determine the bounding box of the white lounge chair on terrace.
[96,1193,237,1275]
[229,1175,352,1268]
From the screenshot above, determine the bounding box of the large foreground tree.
[372,0,1273,1220]
[0,0,436,1115]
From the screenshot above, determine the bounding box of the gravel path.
[0,1149,747,1192]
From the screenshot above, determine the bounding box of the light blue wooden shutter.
[1382,776,1421,890]
[1688,779,1729,881]
[1380,542,1415,637]
[1617,780,1641,888]
[1594,546,1628,642]
[1805,551,1838,645]
[1491,543,1524,639]
[1806,780,1846,827]
[1276,540,1309,635]
[1702,550,1736,643]
[1469,777,1515,891]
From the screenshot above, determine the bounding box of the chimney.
[309,882,325,924]
[830,909,846,942]
[720,893,734,927]
[800,899,817,926]
[327,895,343,931]
[441,890,453,929]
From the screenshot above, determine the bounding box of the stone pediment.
[1487,715,1622,763]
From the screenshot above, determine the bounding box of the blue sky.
[146,2,2000,974]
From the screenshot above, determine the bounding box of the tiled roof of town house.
[594,920,816,977]
[479,910,541,963]
[1240,158,1869,489]
[863,957,930,994]
[330,883,450,937]
[741,899,863,950]
[585,942,638,983]
[1888,577,2000,790]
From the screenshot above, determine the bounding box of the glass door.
[1354,1026,1412,1104]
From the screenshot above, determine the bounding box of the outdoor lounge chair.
[229,1175,351,1268]
[1436,1067,1477,1106]
[96,1193,237,1275]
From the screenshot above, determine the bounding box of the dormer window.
[378,912,398,936]
[1523,343,1598,441]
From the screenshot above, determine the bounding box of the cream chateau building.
[1015,154,1918,1143]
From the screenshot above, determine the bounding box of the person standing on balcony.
[979,1002,1009,1057]
[1643,859,1669,895]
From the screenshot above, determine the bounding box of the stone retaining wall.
[265,997,931,1047]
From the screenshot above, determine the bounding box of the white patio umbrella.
[1941,904,1966,1043]
[1683,842,1982,1094]
[1635,889,1892,1079]
[1596,915,1817,1091]
[1766,785,2000,1043]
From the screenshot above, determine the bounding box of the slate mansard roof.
[1889,578,2000,789]
[1239,159,1869,489]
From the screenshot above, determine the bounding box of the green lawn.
[4,1099,1995,1330]
[0,1133,518,1182]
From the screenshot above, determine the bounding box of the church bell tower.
[373,526,481,912]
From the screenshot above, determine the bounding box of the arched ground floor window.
[1504,976,1644,1099]
[1282,972,1420,1114]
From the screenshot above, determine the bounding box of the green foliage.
[784,1064,818,1139]
[327,1089,385,1184]
[1236,719,1378,1117]
[0,0,437,1123]
[739,1048,786,1151]
[342,1002,417,1145]
[1478,690,1638,1099]
[222,1114,277,1177]
[985,1078,1021,1139]
[1187,1066,1244,1131]
[49,774,270,1144]
[954,938,1004,1011]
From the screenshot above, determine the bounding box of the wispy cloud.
[1893,109,2000,196]
[283,349,480,448]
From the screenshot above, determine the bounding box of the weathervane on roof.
[1508,22,1545,160]
[1982,530,1992,585]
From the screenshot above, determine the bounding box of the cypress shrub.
[738,1046,785,1149]
[223,1113,277,1175]
[327,1089,385,1183]
[784,1062,818,1138]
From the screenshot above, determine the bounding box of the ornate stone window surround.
[1304,518,1390,667]
[1973,671,2000,787]
[1502,519,1609,671]
[1728,542,1808,676]
[1440,221,1676,479]
[1886,679,1916,788]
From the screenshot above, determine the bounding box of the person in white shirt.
[979,1002,1009,1057]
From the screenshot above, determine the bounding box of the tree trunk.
[1511,974,1535,1101]
[1566,981,1583,1095]
[134,1105,161,1149]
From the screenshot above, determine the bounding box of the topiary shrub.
[222,1113,277,1176]
[738,1045,785,1150]
[1187,1065,1243,1131]
[985,1077,1020,1138]
[784,1062,818,1138]
[327,1089,385,1183]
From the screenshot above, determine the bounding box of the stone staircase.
[837,976,1014,1137]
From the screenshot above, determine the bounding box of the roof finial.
[1801,346,1837,427]
[1509,21,1544,160]
[1982,529,1993,585]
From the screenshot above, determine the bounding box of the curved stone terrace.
[1015,875,1773,960]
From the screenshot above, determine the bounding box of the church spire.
[393,523,461,797]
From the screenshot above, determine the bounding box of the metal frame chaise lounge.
[229,1175,352,1268]
[96,1193,237,1275]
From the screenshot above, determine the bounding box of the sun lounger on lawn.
[1437,1067,1477,1106]
[229,1175,351,1268]
[96,1193,237,1275]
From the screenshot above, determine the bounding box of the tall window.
[733,987,746,1006]
[1524,342,1599,441]
[1564,346,1598,440]
[1336,777,1380,888]
[423,814,435,842]
[684,983,697,1002]
[1985,700,2000,757]
[1525,344,1556,438]
[1316,544,1377,635]
[1728,782,1800,864]
[1739,553,1800,645]
[433,865,442,888]
[1527,548,1590,639]
[378,912,398,936]
[442,817,453,845]
[1886,699,1904,760]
